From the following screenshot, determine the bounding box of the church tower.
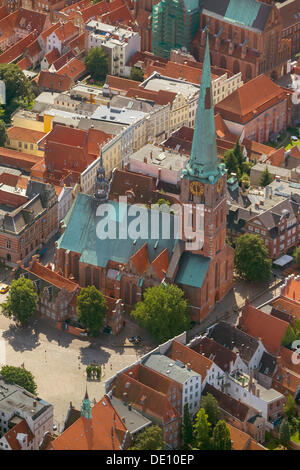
[181,33,228,260]
[179,34,234,312]
[81,388,92,419]
[94,150,109,205]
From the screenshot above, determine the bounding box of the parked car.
[291,135,298,141]
[0,286,9,294]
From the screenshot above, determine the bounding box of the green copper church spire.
[182,34,226,184]
[81,387,92,419]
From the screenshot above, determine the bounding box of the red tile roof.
[215,74,290,124]
[50,395,129,450]
[130,243,150,274]
[58,0,91,18]
[106,75,140,92]
[44,48,60,66]
[7,126,46,143]
[4,419,34,450]
[17,55,31,70]
[151,248,169,280]
[40,23,60,43]
[15,8,50,34]
[126,87,176,105]
[100,3,133,26]
[52,50,75,71]
[0,32,36,64]
[69,32,85,55]
[54,21,78,42]
[38,71,73,92]
[167,340,213,380]
[112,373,180,424]
[0,147,41,171]
[56,57,86,81]
[193,336,237,373]
[26,38,42,59]
[26,260,79,293]
[238,303,289,355]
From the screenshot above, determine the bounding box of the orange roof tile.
[4,419,34,450]
[54,21,78,42]
[167,340,213,380]
[100,3,133,26]
[44,48,61,66]
[238,303,289,355]
[26,260,79,293]
[130,243,150,274]
[112,373,180,424]
[215,74,290,124]
[0,147,41,171]
[226,424,252,450]
[126,87,176,105]
[151,248,169,280]
[0,32,36,64]
[56,57,86,80]
[38,71,73,92]
[58,0,91,17]
[69,32,85,54]
[17,55,31,70]
[26,38,42,59]
[40,22,60,43]
[106,74,140,92]
[50,395,128,450]
[7,126,46,143]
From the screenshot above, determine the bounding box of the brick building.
[192,0,291,81]
[54,37,234,323]
[277,0,300,57]
[215,74,291,144]
[0,179,58,266]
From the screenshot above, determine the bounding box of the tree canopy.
[2,277,38,325]
[85,47,108,83]
[0,365,37,394]
[0,64,35,122]
[193,408,211,450]
[259,166,273,187]
[77,286,107,336]
[200,393,219,428]
[182,403,194,448]
[211,420,232,450]
[234,233,272,281]
[279,419,291,448]
[223,139,252,185]
[294,246,300,267]
[131,425,166,450]
[0,119,7,146]
[131,284,190,343]
[130,66,144,82]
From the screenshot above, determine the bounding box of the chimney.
[144,156,147,163]
[256,388,260,398]
[150,151,153,160]
[33,400,37,407]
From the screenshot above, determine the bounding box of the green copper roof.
[57,193,178,268]
[175,251,210,288]
[224,0,261,28]
[182,34,226,184]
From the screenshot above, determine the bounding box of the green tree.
[284,394,297,420]
[182,403,194,448]
[234,233,272,281]
[201,393,219,428]
[281,324,297,348]
[85,47,108,83]
[131,425,166,450]
[0,119,7,146]
[279,419,291,449]
[224,150,240,179]
[130,66,144,82]
[211,420,232,450]
[2,277,38,325]
[294,246,300,267]
[233,138,244,169]
[0,365,37,394]
[193,408,211,450]
[0,64,34,122]
[131,284,190,343]
[259,166,273,187]
[240,172,250,189]
[77,286,107,336]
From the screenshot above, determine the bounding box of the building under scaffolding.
[152,0,202,59]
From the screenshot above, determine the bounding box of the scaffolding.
[152,0,202,59]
